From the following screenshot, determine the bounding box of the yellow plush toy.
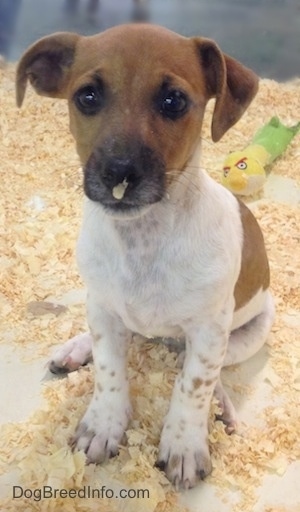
[222,117,300,196]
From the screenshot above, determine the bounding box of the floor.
[0,2,300,511]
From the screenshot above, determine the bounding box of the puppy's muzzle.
[102,156,141,189]
[83,142,166,215]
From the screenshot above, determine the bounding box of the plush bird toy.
[222,116,300,196]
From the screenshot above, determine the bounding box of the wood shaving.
[27,301,68,317]
[0,65,299,511]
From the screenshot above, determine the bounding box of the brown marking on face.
[17,25,258,208]
[110,387,116,392]
[235,200,270,310]
[100,365,106,371]
[110,371,116,377]
[66,26,210,175]
[205,379,213,387]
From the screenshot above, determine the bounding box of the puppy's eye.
[74,86,103,115]
[159,90,189,119]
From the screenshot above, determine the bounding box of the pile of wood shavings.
[0,64,299,512]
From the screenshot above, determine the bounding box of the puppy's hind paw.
[49,332,93,374]
[214,380,238,434]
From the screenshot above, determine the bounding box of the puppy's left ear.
[194,38,259,142]
[16,32,80,107]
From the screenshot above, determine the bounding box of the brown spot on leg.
[169,454,180,471]
[207,363,220,370]
[198,355,208,364]
[193,377,203,390]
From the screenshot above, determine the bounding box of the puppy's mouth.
[83,143,166,216]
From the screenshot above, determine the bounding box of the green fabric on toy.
[222,117,300,196]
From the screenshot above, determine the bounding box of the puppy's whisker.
[165,169,203,197]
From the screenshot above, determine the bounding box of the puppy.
[16,24,275,489]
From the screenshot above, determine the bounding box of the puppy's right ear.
[16,32,80,107]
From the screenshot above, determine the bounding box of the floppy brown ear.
[16,32,80,107]
[194,38,259,142]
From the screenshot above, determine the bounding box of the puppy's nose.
[102,157,140,188]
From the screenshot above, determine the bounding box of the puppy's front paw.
[156,418,212,489]
[71,397,131,463]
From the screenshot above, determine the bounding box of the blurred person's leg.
[86,0,99,24]
[64,0,80,16]
[0,0,21,59]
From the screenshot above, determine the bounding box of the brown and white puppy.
[16,24,274,489]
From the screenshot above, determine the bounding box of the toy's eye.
[223,167,230,177]
[159,90,189,120]
[74,85,104,115]
[237,161,247,170]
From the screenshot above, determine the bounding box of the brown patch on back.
[234,200,270,310]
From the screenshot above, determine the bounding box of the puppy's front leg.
[157,318,230,489]
[72,301,132,463]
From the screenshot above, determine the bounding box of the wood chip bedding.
[0,64,299,511]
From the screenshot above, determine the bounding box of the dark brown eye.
[74,85,103,115]
[160,90,189,119]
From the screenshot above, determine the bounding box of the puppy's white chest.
[77,185,242,337]
[77,208,188,336]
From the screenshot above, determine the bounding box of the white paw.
[49,332,93,374]
[157,416,212,489]
[71,395,132,463]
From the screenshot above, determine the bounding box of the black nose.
[102,157,140,188]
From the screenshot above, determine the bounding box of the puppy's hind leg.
[224,290,275,367]
[49,332,93,374]
[215,290,275,430]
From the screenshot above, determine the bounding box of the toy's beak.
[222,169,247,192]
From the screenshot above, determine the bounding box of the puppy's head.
[16,24,258,217]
